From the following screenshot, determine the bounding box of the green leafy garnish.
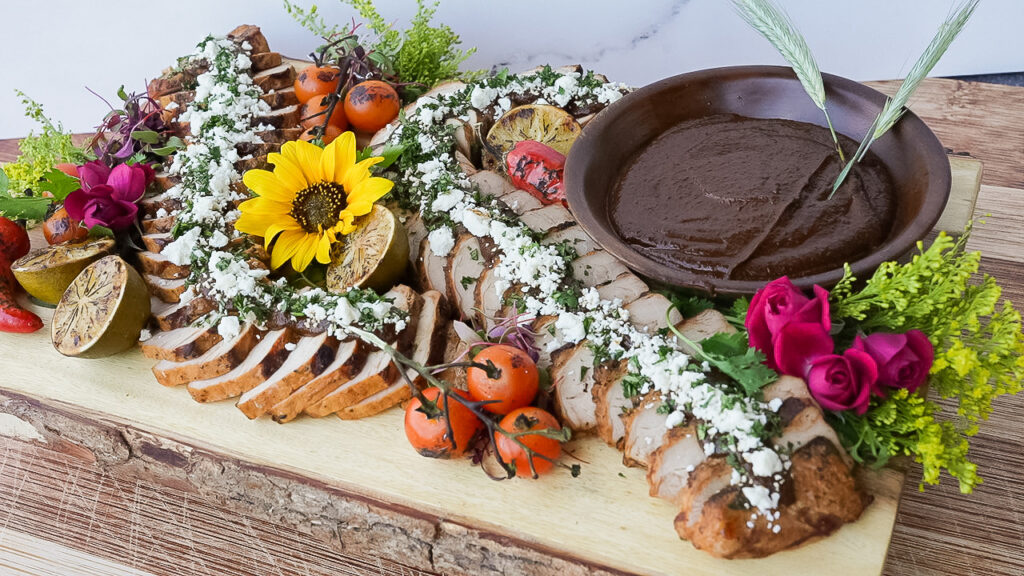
[2,91,89,197]
[677,329,778,397]
[37,168,80,201]
[830,226,1023,492]
[0,195,52,221]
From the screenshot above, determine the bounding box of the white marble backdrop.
[3,0,1023,138]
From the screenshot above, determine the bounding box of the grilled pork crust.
[674,438,869,559]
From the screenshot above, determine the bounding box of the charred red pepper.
[0,255,42,334]
[0,216,30,262]
[505,140,567,206]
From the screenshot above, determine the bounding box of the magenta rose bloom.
[806,348,878,414]
[772,321,835,377]
[851,330,934,393]
[64,162,152,231]
[746,277,832,370]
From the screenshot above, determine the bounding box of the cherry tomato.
[343,80,400,133]
[0,217,31,262]
[43,206,89,245]
[54,163,79,178]
[300,124,342,146]
[467,344,539,415]
[294,65,340,104]
[505,140,566,205]
[299,95,348,131]
[405,387,483,458]
[495,407,562,478]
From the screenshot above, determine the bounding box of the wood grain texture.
[0,530,156,576]
[0,77,1022,576]
[867,78,1024,189]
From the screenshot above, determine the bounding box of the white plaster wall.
[1,0,1021,138]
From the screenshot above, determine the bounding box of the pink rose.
[773,321,835,377]
[806,348,878,414]
[851,330,934,393]
[746,277,832,372]
[65,161,152,231]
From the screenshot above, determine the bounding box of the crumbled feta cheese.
[741,485,780,513]
[744,448,784,477]
[138,328,152,342]
[217,316,241,340]
[284,342,297,352]
[428,228,455,256]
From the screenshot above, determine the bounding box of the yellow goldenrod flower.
[235,132,394,272]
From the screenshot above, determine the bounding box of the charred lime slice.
[52,255,152,359]
[11,237,116,305]
[485,104,581,160]
[326,205,409,293]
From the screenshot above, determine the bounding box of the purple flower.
[806,348,878,415]
[64,161,153,231]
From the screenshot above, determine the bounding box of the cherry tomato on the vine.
[343,80,400,133]
[467,344,539,415]
[0,217,31,262]
[300,95,348,131]
[300,124,342,146]
[294,65,340,104]
[495,407,562,478]
[405,387,483,458]
[43,206,88,245]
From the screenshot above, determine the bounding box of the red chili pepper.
[0,255,42,334]
[505,140,567,206]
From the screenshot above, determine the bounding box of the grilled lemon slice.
[485,104,581,160]
[326,205,409,293]
[11,237,116,306]
[51,255,151,358]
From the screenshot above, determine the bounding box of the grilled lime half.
[326,205,409,293]
[52,255,152,359]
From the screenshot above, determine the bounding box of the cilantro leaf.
[697,332,778,397]
[37,168,80,201]
[666,292,715,317]
[377,143,406,170]
[0,195,52,220]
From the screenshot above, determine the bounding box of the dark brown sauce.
[609,114,896,281]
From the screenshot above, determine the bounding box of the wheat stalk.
[732,0,844,160]
[831,0,979,195]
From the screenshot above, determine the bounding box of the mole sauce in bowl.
[565,66,951,295]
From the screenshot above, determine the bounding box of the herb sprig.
[731,0,843,160]
[830,225,1023,492]
[831,0,979,194]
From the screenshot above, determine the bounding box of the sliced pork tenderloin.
[570,251,629,288]
[187,328,296,403]
[151,323,260,386]
[625,292,683,334]
[592,361,633,447]
[268,339,368,423]
[596,273,649,306]
[621,391,670,468]
[140,325,222,362]
[235,332,340,418]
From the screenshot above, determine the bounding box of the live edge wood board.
[0,161,981,573]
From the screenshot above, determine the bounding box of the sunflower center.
[290,181,348,233]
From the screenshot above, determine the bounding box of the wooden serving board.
[0,155,982,575]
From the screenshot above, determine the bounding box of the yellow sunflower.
[235,133,394,272]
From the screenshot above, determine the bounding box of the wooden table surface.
[1,77,1022,576]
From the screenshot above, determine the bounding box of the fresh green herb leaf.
[469,247,479,261]
[0,195,51,220]
[88,225,115,238]
[376,143,406,170]
[460,276,476,289]
[37,168,80,201]
[666,292,715,318]
[131,130,161,144]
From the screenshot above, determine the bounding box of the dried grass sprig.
[831,0,979,195]
[732,0,844,161]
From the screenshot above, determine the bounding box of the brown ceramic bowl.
[564,66,951,296]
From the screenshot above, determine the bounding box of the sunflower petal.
[262,220,301,250]
[235,211,288,237]
[315,233,333,264]
[348,176,394,206]
[270,230,307,270]
[291,234,319,272]
[238,197,293,216]
[342,157,384,193]
[242,169,297,203]
[268,152,308,191]
[284,140,324,184]
[329,132,357,183]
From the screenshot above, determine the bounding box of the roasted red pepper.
[0,216,31,262]
[0,255,42,334]
[505,140,567,206]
